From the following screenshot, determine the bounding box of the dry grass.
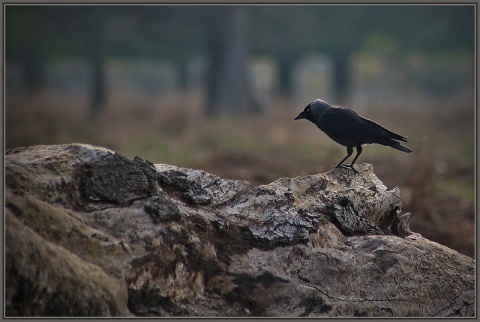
[5,89,475,257]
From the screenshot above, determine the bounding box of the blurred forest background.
[5,5,475,257]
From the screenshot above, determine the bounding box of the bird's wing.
[320,108,406,144]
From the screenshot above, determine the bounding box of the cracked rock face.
[223,164,405,247]
[155,164,250,206]
[5,144,475,317]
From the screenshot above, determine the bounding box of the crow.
[294,99,412,172]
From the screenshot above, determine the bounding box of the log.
[5,144,475,317]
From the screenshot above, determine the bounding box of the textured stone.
[5,144,475,317]
[5,209,130,316]
[155,164,250,206]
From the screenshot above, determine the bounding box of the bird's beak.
[294,111,306,120]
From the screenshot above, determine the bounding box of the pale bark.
[5,144,475,317]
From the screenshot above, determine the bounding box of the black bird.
[294,99,412,172]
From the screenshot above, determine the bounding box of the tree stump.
[5,144,475,317]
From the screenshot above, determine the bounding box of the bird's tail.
[386,140,412,153]
[383,128,408,142]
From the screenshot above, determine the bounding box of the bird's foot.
[336,164,358,173]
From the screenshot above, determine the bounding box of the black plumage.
[294,99,412,171]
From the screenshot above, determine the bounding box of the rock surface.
[5,144,475,317]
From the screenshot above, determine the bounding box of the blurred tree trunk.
[19,45,45,95]
[85,7,107,117]
[177,59,188,92]
[332,51,351,104]
[205,6,257,116]
[278,55,295,98]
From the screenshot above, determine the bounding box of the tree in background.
[250,5,375,104]
[250,5,474,104]
[5,5,475,114]
[6,6,49,95]
[204,6,257,116]
[313,6,373,104]
[5,6,109,114]
[104,6,256,115]
[84,7,107,116]
[249,6,313,99]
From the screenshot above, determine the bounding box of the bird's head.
[294,99,332,122]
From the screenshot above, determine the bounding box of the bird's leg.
[335,146,353,169]
[344,145,363,173]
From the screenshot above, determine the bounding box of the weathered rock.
[222,165,404,248]
[5,144,475,317]
[155,164,250,206]
[5,209,130,316]
[5,144,158,211]
[144,195,181,223]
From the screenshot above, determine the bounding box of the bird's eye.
[306,107,311,113]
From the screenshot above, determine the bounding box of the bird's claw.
[335,164,358,173]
